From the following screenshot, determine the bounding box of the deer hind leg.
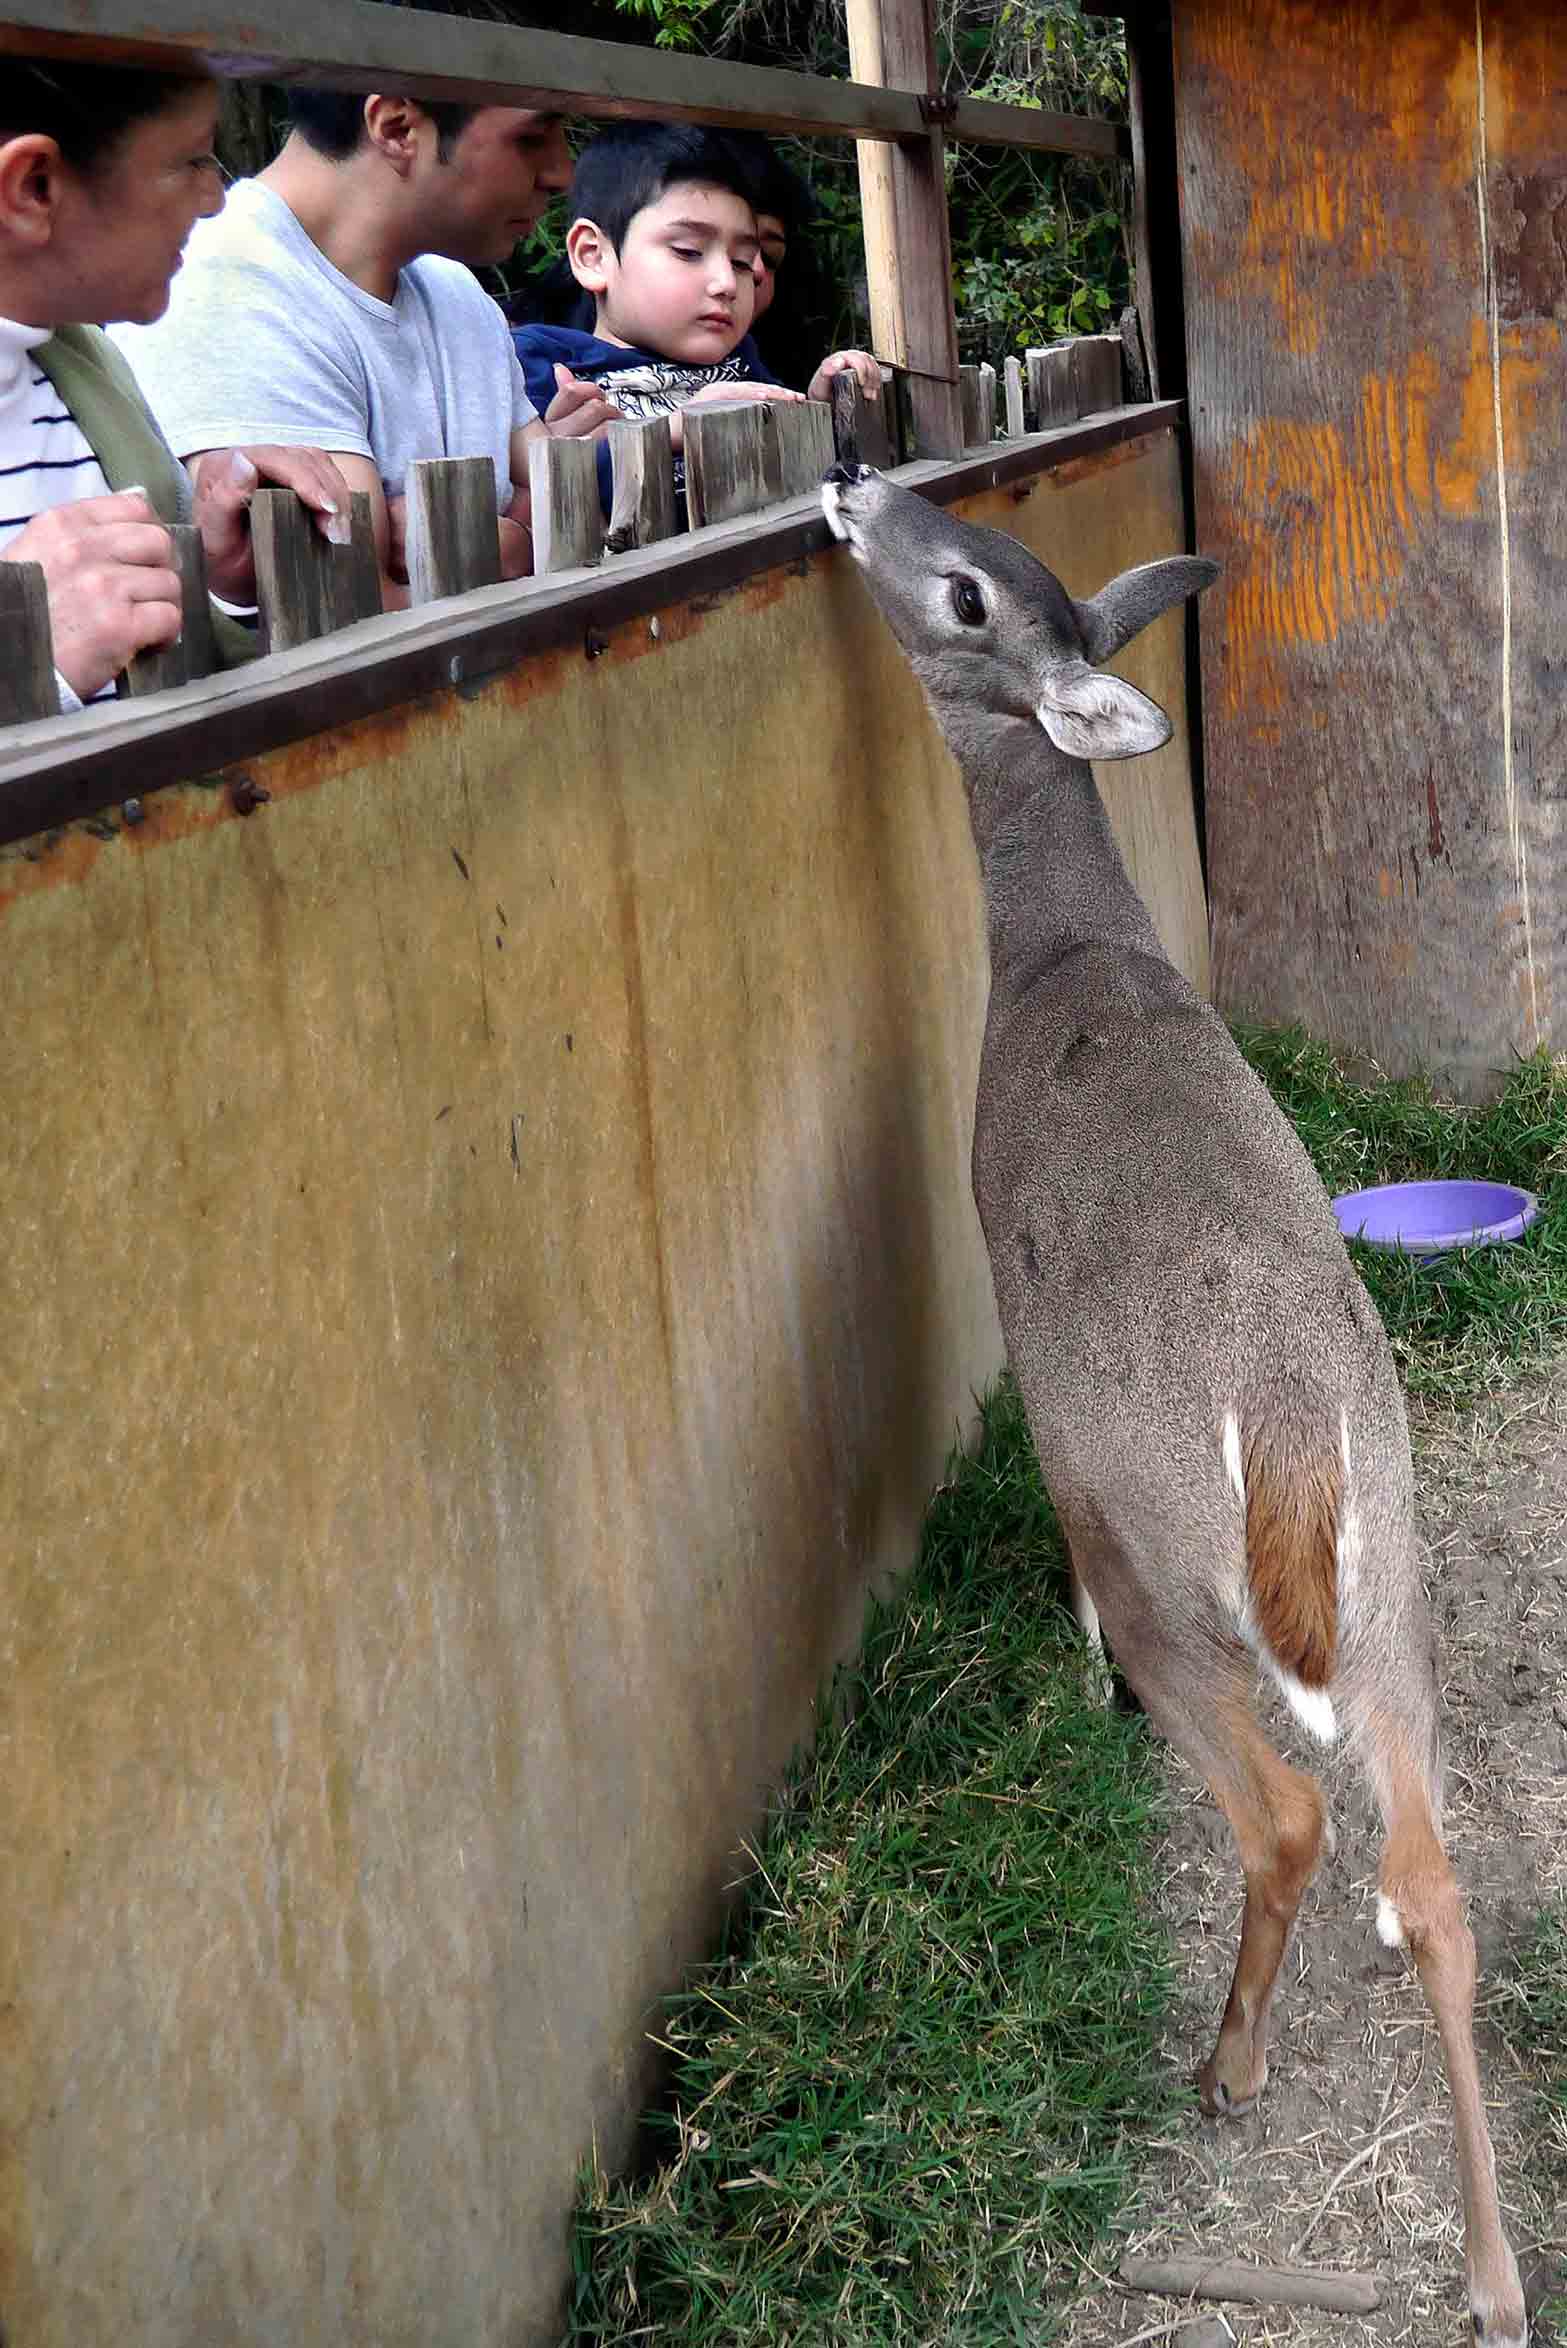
[1358,1716,1527,2346]
[1081,1552,1325,2114]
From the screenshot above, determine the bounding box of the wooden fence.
[3,336,1144,718]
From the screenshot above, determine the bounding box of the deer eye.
[950,575,987,626]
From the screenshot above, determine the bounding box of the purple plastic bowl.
[1331,1178,1538,1255]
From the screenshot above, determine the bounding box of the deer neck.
[946,712,1164,977]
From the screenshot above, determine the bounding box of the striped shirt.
[1,314,116,707]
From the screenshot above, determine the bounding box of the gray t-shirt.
[111,180,536,508]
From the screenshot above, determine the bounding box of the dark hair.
[285,88,478,163]
[567,121,766,252]
[718,132,814,238]
[1,59,206,175]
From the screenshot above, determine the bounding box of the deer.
[821,462,1527,2346]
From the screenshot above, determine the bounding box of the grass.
[1235,1027,1567,1405]
[1507,1903,1567,2337]
[566,1377,1176,2346]
[1508,1901,1567,2162]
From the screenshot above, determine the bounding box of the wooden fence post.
[123,524,215,697]
[829,372,895,468]
[404,457,501,603]
[684,402,768,528]
[845,0,963,460]
[1068,333,1125,413]
[253,488,379,655]
[1026,345,1077,428]
[1003,355,1026,438]
[606,417,677,552]
[528,437,605,575]
[763,399,836,500]
[0,560,59,723]
[959,362,996,448]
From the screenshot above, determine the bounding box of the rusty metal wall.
[1178,0,1562,1091]
[0,438,1200,2348]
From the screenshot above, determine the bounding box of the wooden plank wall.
[1178,0,1563,1092]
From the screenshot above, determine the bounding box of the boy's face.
[573,178,759,361]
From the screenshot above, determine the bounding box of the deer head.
[822,463,1217,761]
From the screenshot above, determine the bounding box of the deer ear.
[1036,662,1172,760]
[1073,555,1219,666]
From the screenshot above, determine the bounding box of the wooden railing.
[0,335,1147,729]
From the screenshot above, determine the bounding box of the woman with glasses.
[0,60,348,712]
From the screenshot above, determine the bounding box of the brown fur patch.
[1243,1425,1341,1687]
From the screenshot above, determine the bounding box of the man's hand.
[2,491,184,701]
[545,365,623,440]
[807,350,884,404]
[667,379,805,451]
[189,445,354,603]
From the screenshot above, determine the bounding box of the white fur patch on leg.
[1221,1410,1245,1503]
[1376,1894,1407,1949]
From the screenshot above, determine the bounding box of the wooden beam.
[846,0,963,459]
[952,98,1126,160]
[1125,0,1187,402]
[0,408,1180,847]
[0,0,1120,157]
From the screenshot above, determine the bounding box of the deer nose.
[824,462,876,486]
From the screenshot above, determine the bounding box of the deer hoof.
[1197,2053,1265,2118]
[1468,2257,1529,2348]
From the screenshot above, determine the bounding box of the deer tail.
[1225,1407,1344,1742]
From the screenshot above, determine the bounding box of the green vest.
[34,323,256,672]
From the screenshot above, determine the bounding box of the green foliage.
[1234,1028,1567,1405]
[613,0,723,48]
[566,1379,1175,2344]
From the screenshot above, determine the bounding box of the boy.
[512,123,879,473]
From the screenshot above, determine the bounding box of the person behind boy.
[512,124,879,466]
[112,86,619,606]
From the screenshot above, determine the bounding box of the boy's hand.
[807,350,884,403]
[668,379,804,452]
[3,490,183,701]
[546,365,623,439]
[189,445,353,602]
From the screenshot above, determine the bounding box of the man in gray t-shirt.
[113,89,618,604]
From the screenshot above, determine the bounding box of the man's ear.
[565,216,614,296]
[362,93,424,175]
[0,132,66,248]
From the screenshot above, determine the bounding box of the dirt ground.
[1062,1370,1567,2348]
